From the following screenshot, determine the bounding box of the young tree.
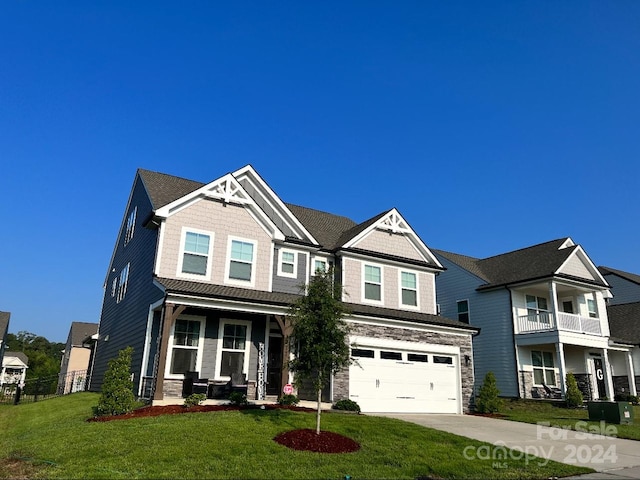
[565,372,584,408]
[475,371,502,414]
[94,346,136,416]
[288,268,351,434]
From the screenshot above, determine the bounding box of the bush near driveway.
[0,393,593,479]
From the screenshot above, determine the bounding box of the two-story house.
[434,238,633,402]
[58,322,99,394]
[598,266,640,398]
[90,166,478,414]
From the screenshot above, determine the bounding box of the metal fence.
[0,370,90,405]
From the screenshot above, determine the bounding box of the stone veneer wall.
[332,322,475,413]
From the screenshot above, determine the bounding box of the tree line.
[5,331,65,379]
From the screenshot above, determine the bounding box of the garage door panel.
[349,344,460,414]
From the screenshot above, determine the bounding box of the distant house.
[90,165,478,414]
[434,238,634,402]
[0,311,9,369]
[598,266,640,305]
[58,322,99,394]
[1,351,28,386]
[606,302,640,397]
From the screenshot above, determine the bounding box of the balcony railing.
[517,312,602,335]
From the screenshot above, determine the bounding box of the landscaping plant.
[475,371,502,414]
[332,399,361,413]
[278,394,299,406]
[565,372,584,408]
[94,346,136,416]
[228,392,248,406]
[184,393,207,408]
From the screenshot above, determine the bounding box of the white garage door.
[348,345,459,413]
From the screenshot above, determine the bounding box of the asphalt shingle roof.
[607,302,640,345]
[69,322,99,346]
[598,266,640,287]
[138,169,205,210]
[285,203,357,249]
[435,238,607,290]
[156,277,477,332]
[4,351,28,365]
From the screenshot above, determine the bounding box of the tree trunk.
[316,387,322,435]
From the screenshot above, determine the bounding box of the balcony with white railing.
[517,312,602,335]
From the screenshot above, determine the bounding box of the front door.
[266,336,283,396]
[593,357,607,399]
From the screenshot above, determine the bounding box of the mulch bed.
[87,403,361,453]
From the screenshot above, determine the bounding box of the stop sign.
[283,383,293,395]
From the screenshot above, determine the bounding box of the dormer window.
[277,250,297,278]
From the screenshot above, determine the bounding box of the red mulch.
[274,428,360,453]
[87,403,361,453]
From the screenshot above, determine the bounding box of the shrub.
[94,346,136,417]
[228,391,248,406]
[332,399,361,413]
[614,393,639,404]
[475,371,502,414]
[565,372,584,408]
[278,394,299,406]
[184,393,207,408]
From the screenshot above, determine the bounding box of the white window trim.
[124,207,137,245]
[312,256,328,275]
[164,314,206,380]
[398,269,420,310]
[277,249,298,278]
[214,319,253,380]
[225,236,257,287]
[457,299,470,323]
[531,350,556,387]
[111,277,118,298]
[587,296,599,318]
[176,227,215,281]
[362,262,384,305]
[116,263,130,303]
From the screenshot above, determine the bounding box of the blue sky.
[1,2,639,342]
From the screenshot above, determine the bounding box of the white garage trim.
[350,335,460,355]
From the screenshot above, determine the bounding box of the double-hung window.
[217,320,252,378]
[278,250,297,278]
[363,264,382,302]
[169,318,204,376]
[457,300,470,323]
[400,271,418,307]
[116,264,129,303]
[227,238,255,283]
[179,230,212,277]
[587,298,598,318]
[532,350,556,386]
[526,295,549,323]
[124,207,136,245]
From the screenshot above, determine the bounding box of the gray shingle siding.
[605,275,640,305]
[91,175,164,393]
[237,177,297,237]
[272,247,307,294]
[435,254,518,397]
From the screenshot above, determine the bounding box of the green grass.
[0,393,593,479]
[500,399,640,441]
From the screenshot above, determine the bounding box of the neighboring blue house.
[598,266,640,305]
[0,311,9,374]
[433,238,634,402]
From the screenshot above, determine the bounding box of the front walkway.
[373,413,640,477]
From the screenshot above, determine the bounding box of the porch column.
[602,349,615,400]
[274,315,293,396]
[153,302,186,401]
[556,342,567,395]
[548,281,559,328]
[626,351,637,396]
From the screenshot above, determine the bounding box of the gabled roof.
[3,351,28,366]
[155,277,477,332]
[335,210,389,248]
[138,169,204,210]
[68,322,99,346]
[598,266,640,287]
[436,238,609,290]
[0,311,10,338]
[607,302,640,345]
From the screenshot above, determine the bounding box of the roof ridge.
[479,237,572,262]
[284,202,356,223]
[137,168,205,186]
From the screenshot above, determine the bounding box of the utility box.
[587,401,634,425]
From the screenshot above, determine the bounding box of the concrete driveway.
[373,414,640,478]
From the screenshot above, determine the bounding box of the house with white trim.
[1,351,28,387]
[434,239,635,401]
[90,166,478,413]
[58,322,99,394]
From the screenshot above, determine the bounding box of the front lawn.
[0,393,593,479]
[500,399,640,441]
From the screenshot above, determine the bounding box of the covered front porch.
[138,299,295,404]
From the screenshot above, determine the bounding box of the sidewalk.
[373,413,640,478]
